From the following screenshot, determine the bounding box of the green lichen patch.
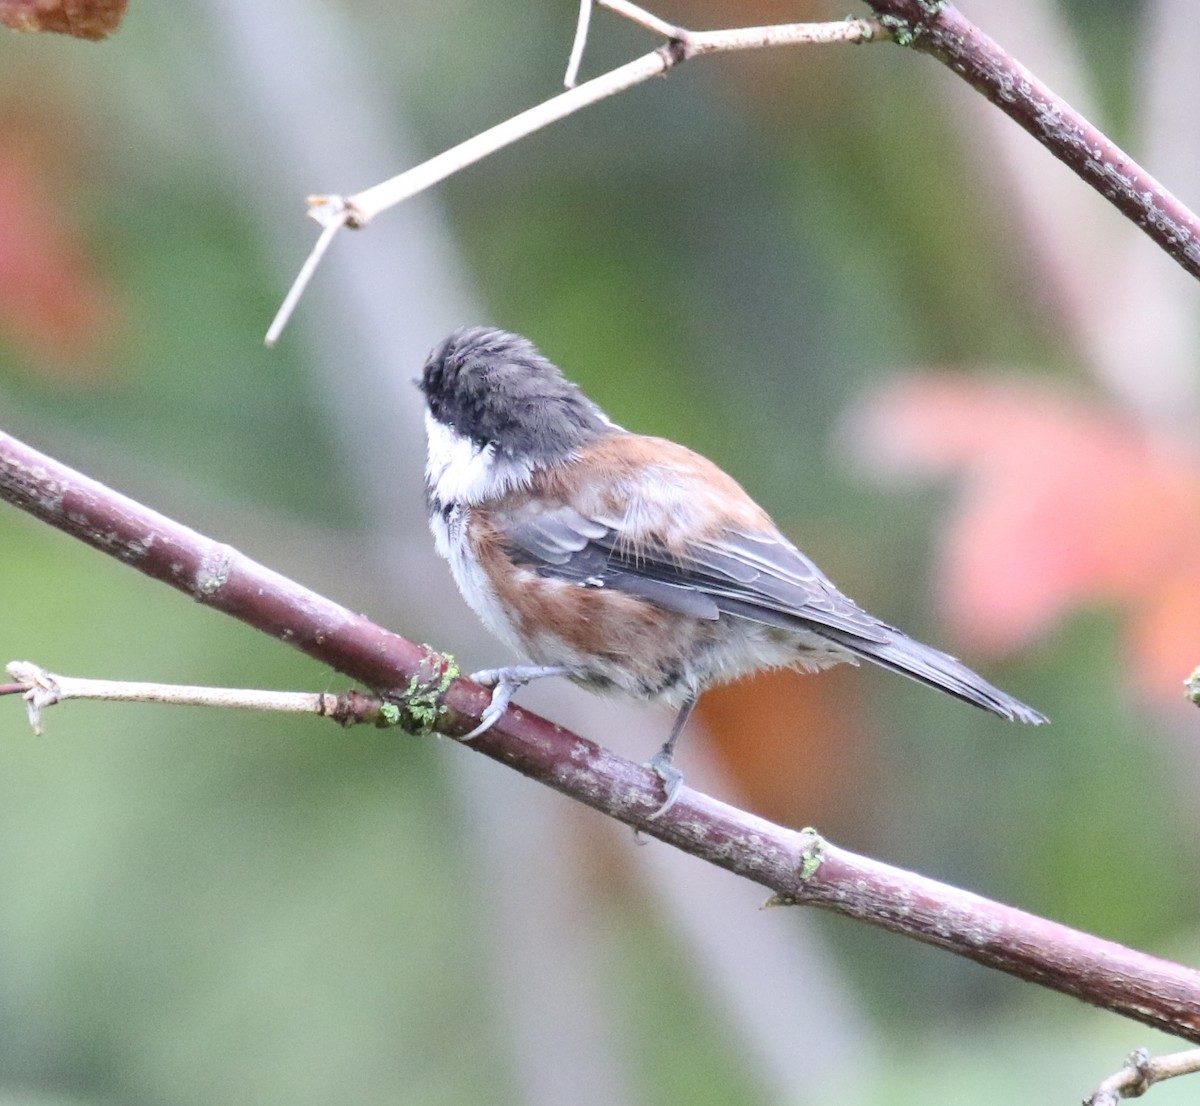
[393,649,460,735]
[798,827,826,881]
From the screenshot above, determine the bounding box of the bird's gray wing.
[503,505,723,620]
[502,505,890,644]
[501,502,1047,722]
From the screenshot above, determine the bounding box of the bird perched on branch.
[419,327,1046,812]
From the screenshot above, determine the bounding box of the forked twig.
[264,7,888,344]
[266,0,1200,348]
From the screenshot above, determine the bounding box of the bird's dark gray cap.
[420,327,614,460]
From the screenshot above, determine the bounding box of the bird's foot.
[461,665,570,740]
[645,750,685,820]
[461,678,519,740]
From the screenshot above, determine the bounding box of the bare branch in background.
[3,424,1200,1042]
[1085,1047,1200,1106]
[864,0,1200,286]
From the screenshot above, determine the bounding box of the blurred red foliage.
[850,374,1200,702]
[0,113,119,373]
[699,665,876,831]
[0,0,127,40]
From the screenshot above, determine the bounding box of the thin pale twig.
[4,660,388,735]
[341,17,881,228]
[598,0,685,40]
[563,0,593,88]
[264,200,347,347]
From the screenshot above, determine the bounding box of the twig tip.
[264,200,349,347]
[563,0,593,89]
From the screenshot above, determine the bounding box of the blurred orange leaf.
[698,666,875,831]
[0,0,127,40]
[849,374,1200,702]
[0,114,119,373]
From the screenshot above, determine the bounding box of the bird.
[418,326,1047,812]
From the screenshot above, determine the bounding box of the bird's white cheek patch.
[424,413,534,505]
[425,415,486,504]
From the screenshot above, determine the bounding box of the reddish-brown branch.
[866,1,1200,283]
[2,424,1200,1040]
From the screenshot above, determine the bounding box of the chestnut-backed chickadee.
[420,327,1046,810]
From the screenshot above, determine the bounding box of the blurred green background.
[1,1,1198,1103]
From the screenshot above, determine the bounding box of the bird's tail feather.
[823,627,1048,725]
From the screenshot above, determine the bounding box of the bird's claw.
[468,668,504,688]
[460,665,571,739]
[645,751,684,820]
[461,678,519,740]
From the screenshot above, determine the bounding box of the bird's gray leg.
[646,692,698,819]
[462,665,572,740]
